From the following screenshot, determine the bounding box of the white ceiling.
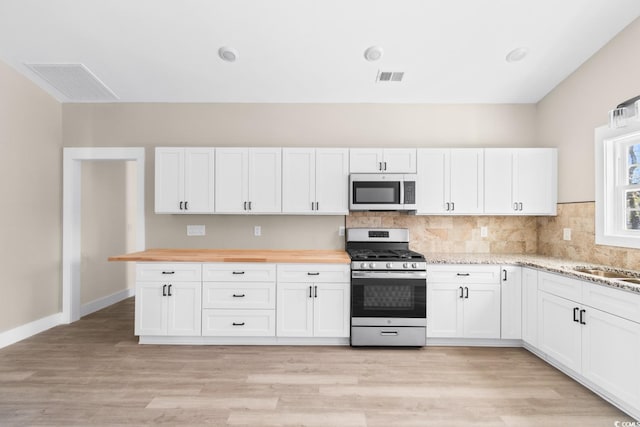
[0,0,639,104]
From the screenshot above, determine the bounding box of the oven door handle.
[380,331,399,336]
[351,271,427,279]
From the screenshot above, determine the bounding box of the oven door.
[351,271,426,326]
[350,174,402,210]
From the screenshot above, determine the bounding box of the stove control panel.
[351,261,427,271]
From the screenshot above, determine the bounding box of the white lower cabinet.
[135,263,202,336]
[276,264,350,338]
[500,266,522,339]
[427,265,501,339]
[521,268,538,346]
[135,282,202,336]
[535,271,640,416]
[537,290,582,372]
[202,263,277,337]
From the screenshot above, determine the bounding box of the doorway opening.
[62,148,145,324]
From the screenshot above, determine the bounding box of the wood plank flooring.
[0,297,634,426]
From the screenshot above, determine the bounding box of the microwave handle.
[400,180,405,205]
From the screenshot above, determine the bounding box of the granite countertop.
[423,253,640,294]
[108,248,351,264]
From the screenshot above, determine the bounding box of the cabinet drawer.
[136,263,202,282]
[538,271,582,303]
[203,263,276,282]
[583,283,640,324]
[277,264,350,283]
[202,282,275,310]
[427,265,500,284]
[202,309,275,336]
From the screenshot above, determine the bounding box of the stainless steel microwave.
[349,174,417,211]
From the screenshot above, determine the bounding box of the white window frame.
[596,122,640,249]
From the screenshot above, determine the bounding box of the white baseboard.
[80,287,135,317]
[0,312,63,349]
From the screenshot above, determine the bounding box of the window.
[596,122,640,248]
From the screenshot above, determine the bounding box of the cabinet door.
[463,284,501,339]
[282,148,315,213]
[501,266,522,339]
[315,148,349,214]
[383,148,416,173]
[249,148,282,213]
[276,283,314,337]
[416,149,449,214]
[215,148,248,213]
[515,149,557,215]
[166,282,202,336]
[155,148,184,213]
[135,282,167,336]
[449,149,483,214]
[484,149,515,214]
[427,283,462,337]
[521,268,538,346]
[349,148,384,173]
[183,148,215,213]
[582,307,640,409]
[313,283,350,337]
[537,291,581,372]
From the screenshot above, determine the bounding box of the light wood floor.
[0,298,634,426]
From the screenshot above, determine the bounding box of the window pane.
[626,190,640,230]
[629,144,640,166]
[629,166,640,184]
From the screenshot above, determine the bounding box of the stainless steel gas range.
[346,228,427,347]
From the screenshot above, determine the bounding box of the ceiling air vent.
[25,63,118,102]
[376,71,404,82]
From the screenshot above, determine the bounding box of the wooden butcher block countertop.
[108,248,351,264]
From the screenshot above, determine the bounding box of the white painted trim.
[0,313,62,349]
[426,338,522,347]
[138,336,350,346]
[62,147,145,324]
[80,288,135,317]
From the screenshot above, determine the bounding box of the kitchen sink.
[572,267,632,279]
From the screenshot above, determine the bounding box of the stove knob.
[369,263,376,269]
[411,263,417,269]
[403,263,409,269]
[386,263,393,268]
[360,263,366,269]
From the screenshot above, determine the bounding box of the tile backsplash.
[346,212,538,255]
[537,202,640,270]
[347,203,640,270]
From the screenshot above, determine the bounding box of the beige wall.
[80,161,131,305]
[537,17,640,203]
[0,61,61,333]
[62,103,537,251]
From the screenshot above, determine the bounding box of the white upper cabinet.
[349,148,416,173]
[417,148,484,215]
[155,148,215,214]
[282,148,349,214]
[215,148,282,213]
[484,148,557,215]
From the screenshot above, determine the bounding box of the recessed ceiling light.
[218,46,238,62]
[364,46,384,62]
[506,47,529,63]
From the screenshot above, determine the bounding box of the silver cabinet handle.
[456,273,470,276]
[307,272,320,276]
[232,322,245,326]
[519,202,523,211]
[378,162,383,171]
[232,294,245,298]
[513,202,518,211]
[162,271,175,275]
[244,201,247,210]
[380,331,398,336]
[445,202,450,211]
[383,161,387,171]
[309,286,313,298]
[232,271,245,275]
[314,285,318,298]
[450,202,455,211]
[184,201,188,210]
[248,201,252,210]
[459,286,464,298]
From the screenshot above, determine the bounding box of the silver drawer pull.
[232,322,245,326]
[456,273,470,276]
[232,294,245,298]
[161,271,175,275]
[232,271,245,275]
[380,331,398,336]
[307,272,320,276]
